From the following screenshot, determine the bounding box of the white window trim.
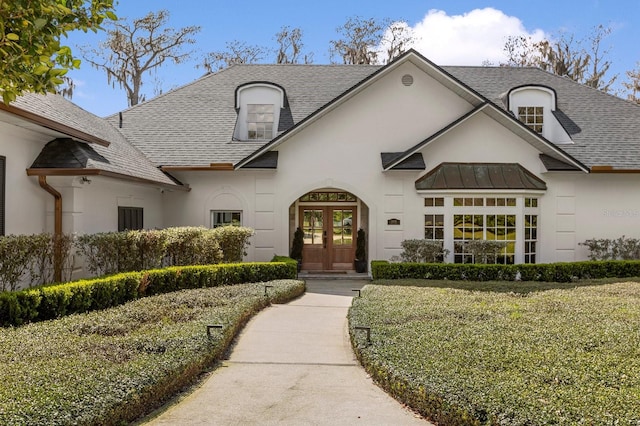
[423,194,542,264]
[211,210,243,228]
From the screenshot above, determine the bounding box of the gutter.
[27,168,191,192]
[37,176,63,282]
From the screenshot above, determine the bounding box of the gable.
[241,57,481,171]
[415,108,552,179]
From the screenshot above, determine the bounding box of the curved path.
[143,280,430,425]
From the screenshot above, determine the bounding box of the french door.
[299,206,356,271]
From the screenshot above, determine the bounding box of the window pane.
[211,210,242,228]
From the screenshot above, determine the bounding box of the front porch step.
[297,271,371,280]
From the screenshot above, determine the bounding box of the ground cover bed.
[349,279,640,425]
[0,279,304,425]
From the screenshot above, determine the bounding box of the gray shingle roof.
[10,93,180,187]
[110,55,640,170]
[109,64,379,167]
[445,66,640,169]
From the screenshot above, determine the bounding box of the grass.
[0,279,304,426]
[349,280,640,425]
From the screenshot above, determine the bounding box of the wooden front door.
[300,206,356,271]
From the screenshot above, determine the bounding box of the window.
[454,197,484,207]
[425,214,444,241]
[0,156,4,236]
[424,197,444,207]
[118,207,143,231]
[299,191,356,202]
[211,211,242,228]
[518,106,543,134]
[453,214,516,264]
[302,209,323,244]
[525,215,538,264]
[247,104,274,140]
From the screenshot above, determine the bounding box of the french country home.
[2,50,640,274]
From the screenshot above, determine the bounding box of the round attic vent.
[401,74,414,86]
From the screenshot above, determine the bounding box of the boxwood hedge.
[371,259,640,282]
[349,283,640,425]
[0,280,305,425]
[0,261,297,326]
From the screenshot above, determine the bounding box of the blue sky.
[64,1,640,117]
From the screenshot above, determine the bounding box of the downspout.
[38,176,62,282]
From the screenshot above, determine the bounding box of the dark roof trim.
[384,103,488,171]
[506,84,558,111]
[551,109,581,136]
[31,138,109,169]
[240,151,278,169]
[0,103,110,147]
[234,48,486,169]
[415,162,547,191]
[26,168,190,191]
[160,163,234,171]
[381,152,425,170]
[539,154,581,171]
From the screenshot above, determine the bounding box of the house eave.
[26,168,190,191]
[0,103,111,147]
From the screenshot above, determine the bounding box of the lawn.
[0,280,304,426]
[349,280,640,425]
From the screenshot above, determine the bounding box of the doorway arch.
[289,188,369,272]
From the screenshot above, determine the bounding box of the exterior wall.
[540,172,640,263]
[0,121,50,234]
[76,176,164,234]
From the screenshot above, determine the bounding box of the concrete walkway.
[143,280,430,425]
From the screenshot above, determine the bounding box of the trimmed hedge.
[349,283,640,424]
[0,280,305,425]
[0,262,297,326]
[371,259,640,282]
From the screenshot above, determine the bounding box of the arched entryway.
[289,189,368,272]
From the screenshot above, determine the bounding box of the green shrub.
[399,239,448,263]
[580,235,640,260]
[0,233,74,291]
[163,226,221,266]
[0,262,297,326]
[290,227,304,261]
[212,226,254,262]
[371,259,640,282]
[349,283,640,424]
[0,280,305,425]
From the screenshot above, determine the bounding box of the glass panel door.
[303,209,324,245]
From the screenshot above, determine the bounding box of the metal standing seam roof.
[415,163,547,190]
[109,56,640,170]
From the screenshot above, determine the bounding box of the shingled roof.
[107,52,640,170]
[9,93,182,188]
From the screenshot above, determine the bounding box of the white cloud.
[403,8,547,65]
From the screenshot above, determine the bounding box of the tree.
[275,26,312,64]
[81,10,200,107]
[622,63,640,104]
[330,16,384,64]
[379,21,416,64]
[583,25,617,92]
[502,25,617,93]
[202,40,267,73]
[0,0,116,104]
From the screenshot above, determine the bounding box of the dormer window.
[508,85,573,144]
[518,106,543,134]
[247,104,274,140]
[234,82,286,141]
